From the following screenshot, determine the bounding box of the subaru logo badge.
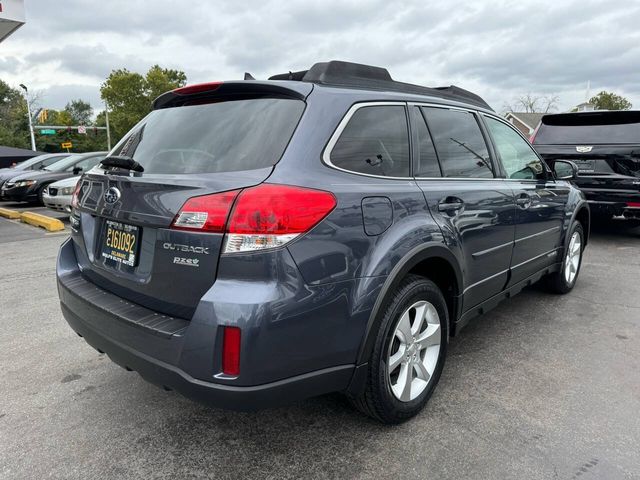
[104,187,121,205]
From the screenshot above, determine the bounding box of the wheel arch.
[354,243,463,366]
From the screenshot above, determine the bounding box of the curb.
[0,207,21,219]
[20,211,65,232]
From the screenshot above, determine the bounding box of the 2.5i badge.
[173,257,200,267]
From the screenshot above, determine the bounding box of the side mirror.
[553,160,578,180]
[72,167,82,175]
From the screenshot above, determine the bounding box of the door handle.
[516,193,532,209]
[438,197,464,215]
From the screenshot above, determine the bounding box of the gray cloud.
[2,0,638,112]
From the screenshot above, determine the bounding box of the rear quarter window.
[111,98,305,174]
[329,105,410,177]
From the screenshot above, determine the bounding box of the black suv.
[533,110,640,220]
[57,61,589,423]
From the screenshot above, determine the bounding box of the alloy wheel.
[387,300,441,402]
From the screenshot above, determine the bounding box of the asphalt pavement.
[0,214,639,479]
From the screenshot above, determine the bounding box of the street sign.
[61,142,72,149]
[40,129,56,135]
[77,125,86,134]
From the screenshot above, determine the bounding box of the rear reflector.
[222,326,241,376]
[171,190,239,232]
[173,82,223,95]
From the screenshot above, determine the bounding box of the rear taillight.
[224,184,337,253]
[627,202,640,208]
[171,184,336,253]
[221,326,241,376]
[171,190,240,233]
[71,181,82,209]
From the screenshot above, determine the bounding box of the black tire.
[545,222,585,294]
[350,275,448,424]
[37,184,49,205]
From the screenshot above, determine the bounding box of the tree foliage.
[0,79,31,149]
[589,91,632,111]
[100,65,187,143]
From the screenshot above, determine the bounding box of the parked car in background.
[43,176,80,213]
[57,61,589,424]
[0,153,69,190]
[0,152,106,204]
[532,110,640,220]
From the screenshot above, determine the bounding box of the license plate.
[574,159,596,173]
[101,220,140,267]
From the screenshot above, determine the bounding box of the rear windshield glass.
[110,98,305,174]
[535,111,640,144]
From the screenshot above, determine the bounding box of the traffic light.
[37,109,48,123]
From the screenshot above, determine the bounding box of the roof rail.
[268,60,493,111]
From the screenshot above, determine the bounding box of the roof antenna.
[244,72,255,80]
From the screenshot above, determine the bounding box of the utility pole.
[19,84,37,151]
[104,102,112,151]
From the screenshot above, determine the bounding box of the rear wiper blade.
[100,155,144,172]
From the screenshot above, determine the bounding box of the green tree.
[589,91,632,110]
[65,99,93,125]
[100,65,187,143]
[0,79,31,149]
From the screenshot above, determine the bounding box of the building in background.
[504,112,544,137]
[0,0,25,43]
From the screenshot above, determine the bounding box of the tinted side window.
[422,107,493,178]
[413,108,441,177]
[485,117,546,180]
[330,106,410,177]
[41,156,64,167]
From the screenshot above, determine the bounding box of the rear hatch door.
[72,81,309,319]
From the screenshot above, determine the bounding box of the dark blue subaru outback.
[57,61,589,423]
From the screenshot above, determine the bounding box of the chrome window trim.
[322,101,414,180]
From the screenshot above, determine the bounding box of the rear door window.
[422,107,494,178]
[330,105,410,177]
[111,98,305,174]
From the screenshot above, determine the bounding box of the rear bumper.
[60,301,352,410]
[581,189,640,217]
[56,238,360,410]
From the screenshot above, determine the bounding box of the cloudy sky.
[1,0,639,114]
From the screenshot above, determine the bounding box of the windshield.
[535,111,640,144]
[44,154,86,172]
[110,97,305,174]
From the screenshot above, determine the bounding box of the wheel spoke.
[399,363,413,401]
[388,346,405,373]
[416,324,440,350]
[414,360,431,382]
[396,309,413,343]
[411,302,428,336]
